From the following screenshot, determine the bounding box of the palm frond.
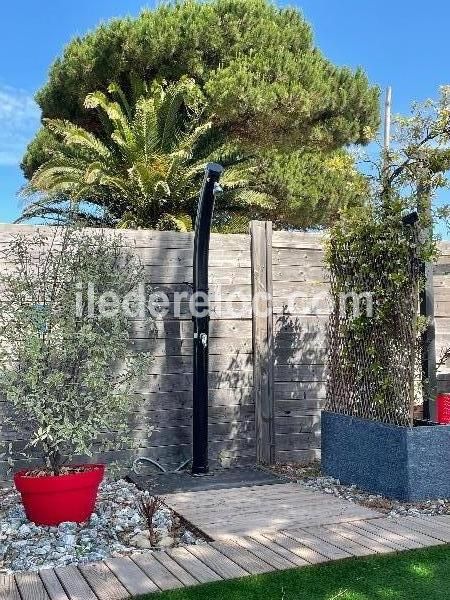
[44,119,112,159]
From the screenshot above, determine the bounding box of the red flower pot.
[14,464,105,526]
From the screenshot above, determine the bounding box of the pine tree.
[21,0,379,229]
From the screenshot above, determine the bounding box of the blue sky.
[1,0,449,233]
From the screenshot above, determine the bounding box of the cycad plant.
[21,79,273,230]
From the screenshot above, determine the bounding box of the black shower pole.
[192,162,224,475]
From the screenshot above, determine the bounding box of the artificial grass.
[137,545,450,600]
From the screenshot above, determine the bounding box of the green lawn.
[137,546,450,600]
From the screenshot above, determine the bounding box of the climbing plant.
[326,87,450,425]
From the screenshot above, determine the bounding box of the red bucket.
[14,464,105,526]
[437,394,450,425]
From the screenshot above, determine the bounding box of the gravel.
[270,462,450,517]
[0,479,203,574]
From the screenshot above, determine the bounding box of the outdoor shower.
[192,163,224,475]
[131,162,224,479]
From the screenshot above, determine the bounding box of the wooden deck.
[2,484,450,599]
[163,482,380,539]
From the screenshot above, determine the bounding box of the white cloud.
[0,86,40,167]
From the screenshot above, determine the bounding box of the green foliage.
[21,79,271,229]
[21,0,379,229]
[258,149,369,229]
[325,199,429,424]
[379,85,450,225]
[0,227,151,475]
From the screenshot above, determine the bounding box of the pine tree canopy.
[22,0,380,183]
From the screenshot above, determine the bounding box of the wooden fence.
[1,223,450,481]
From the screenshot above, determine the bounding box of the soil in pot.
[14,464,105,526]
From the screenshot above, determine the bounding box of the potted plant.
[322,88,450,501]
[0,226,150,525]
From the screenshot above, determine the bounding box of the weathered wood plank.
[0,225,249,250]
[0,575,21,600]
[275,364,327,382]
[152,552,198,586]
[165,483,323,507]
[325,523,395,554]
[130,409,255,430]
[54,565,98,600]
[39,569,71,600]
[133,371,253,393]
[177,494,349,521]
[262,531,328,565]
[135,265,251,285]
[143,354,253,374]
[131,552,184,590]
[186,544,248,579]
[419,515,450,531]
[304,526,374,557]
[286,529,353,560]
[272,265,327,283]
[166,547,222,584]
[275,432,320,451]
[271,231,324,249]
[275,449,321,463]
[135,247,250,267]
[105,557,158,596]
[15,572,51,600]
[351,520,422,550]
[272,248,324,267]
[130,337,253,355]
[372,518,443,547]
[236,534,302,569]
[275,415,321,435]
[211,540,274,575]
[396,517,450,543]
[130,319,253,340]
[79,562,129,600]
[251,220,275,465]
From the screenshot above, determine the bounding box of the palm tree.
[21,79,273,230]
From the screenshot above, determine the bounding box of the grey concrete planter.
[321,410,450,501]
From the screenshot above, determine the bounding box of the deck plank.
[211,540,274,575]
[345,521,408,551]
[230,534,300,570]
[54,565,98,600]
[167,547,222,584]
[79,562,129,600]
[245,532,307,567]
[396,518,450,543]
[0,575,21,600]
[263,531,329,565]
[165,482,379,539]
[15,571,51,600]
[351,520,422,550]
[419,516,450,531]
[186,544,248,579]
[132,552,184,590]
[152,551,198,587]
[286,529,352,560]
[371,518,444,547]
[325,523,395,554]
[303,526,374,557]
[39,569,70,600]
[105,557,159,597]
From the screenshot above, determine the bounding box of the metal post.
[418,184,437,421]
[192,163,224,475]
[383,86,392,154]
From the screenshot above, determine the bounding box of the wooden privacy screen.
[1,223,450,481]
